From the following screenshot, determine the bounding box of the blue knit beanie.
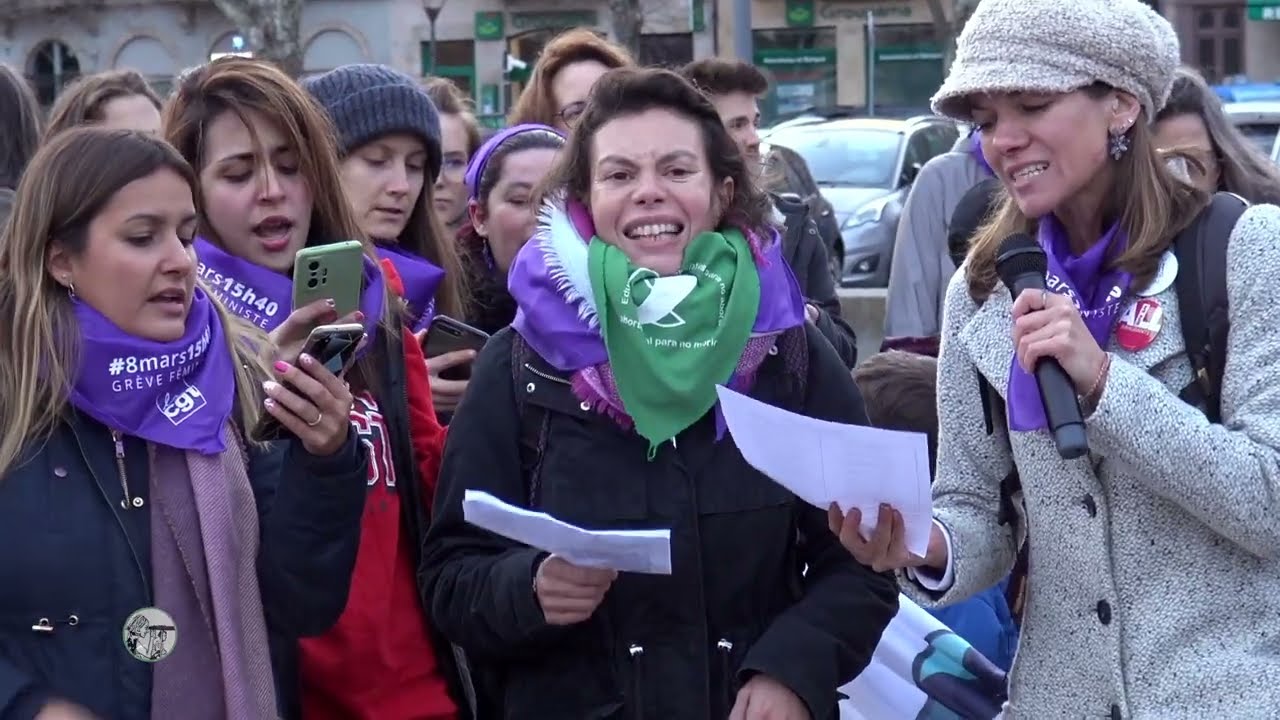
[303,64,442,181]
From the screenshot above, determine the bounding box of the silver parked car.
[1223,101,1280,163]
[764,116,959,287]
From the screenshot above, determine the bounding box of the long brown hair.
[1156,66,1280,205]
[964,84,1209,302]
[542,67,772,238]
[45,69,162,137]
[0,64,42,189]
[163,57,396,386]
[508,28,634,127]
[0,127,270,477]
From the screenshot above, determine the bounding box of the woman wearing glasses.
[424,77,483,236]
[506,28,633,133]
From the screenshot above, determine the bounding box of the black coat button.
[1082,494,1097,516]
[1110,703,1122,720]
[1097,600,1112,625]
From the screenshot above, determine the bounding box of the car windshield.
[767,127,902,188]
[1234,122,1280,157]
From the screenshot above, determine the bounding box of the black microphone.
[995,233,1089,460]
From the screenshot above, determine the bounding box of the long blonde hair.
[163,57,397,389]
[964,84,1210,302]
[0,127,269,477]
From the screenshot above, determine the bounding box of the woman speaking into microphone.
[829,0,1280,716]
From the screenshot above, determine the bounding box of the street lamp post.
[423,0,448,75]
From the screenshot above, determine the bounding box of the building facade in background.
[2,0,1276,127]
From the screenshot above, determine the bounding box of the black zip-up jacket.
[773,193,859,368]
[421,323,898,719]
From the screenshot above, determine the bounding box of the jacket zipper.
[523,363,571,386]
[628,643,645,720]
[31,614,80,634]
[716,638,734,716]
[111,430,140,509]
[71,425,149,598]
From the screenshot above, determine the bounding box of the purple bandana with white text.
[1005,217,1132,431]
[195,237,386,346]
[68,288,236,454]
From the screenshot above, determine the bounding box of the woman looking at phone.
[164,57,471,720]
[303,64,466,334]
[0,128,365,720]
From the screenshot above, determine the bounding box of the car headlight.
[843,196,892,229]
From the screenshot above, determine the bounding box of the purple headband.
[464,123,565,200]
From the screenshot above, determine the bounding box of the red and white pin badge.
[1116,297,1164,351]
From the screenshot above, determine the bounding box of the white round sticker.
[1138,251,1179,297]
[123,607,177,663]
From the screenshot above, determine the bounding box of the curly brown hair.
[540,67,773,238]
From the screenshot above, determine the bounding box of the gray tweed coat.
[902,203,1280,719]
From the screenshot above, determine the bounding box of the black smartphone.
[251,323,364,443]
[423,315,490,381]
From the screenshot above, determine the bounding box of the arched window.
[29,40,81,105]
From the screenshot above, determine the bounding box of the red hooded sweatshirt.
[298,260,457,720]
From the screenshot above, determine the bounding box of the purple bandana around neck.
[508,200,807,373]
[69,288,236,455]
[1005,216,1132,432]
[376,244,445,332]
[195,237,386,346]
[970,132,994,176]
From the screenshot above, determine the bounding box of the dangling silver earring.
[1108,127,1131,160]
[64,277,76,299]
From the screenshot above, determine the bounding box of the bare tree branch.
[209,0,305,76]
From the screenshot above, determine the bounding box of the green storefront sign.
[785,0,815,27]
[1249,1,1280,21]
[474,12,504,40]
[754,47,837,67]
[509,10,599,31]
[875,43,942,62]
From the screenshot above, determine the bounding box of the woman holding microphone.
[831,0,1280,717]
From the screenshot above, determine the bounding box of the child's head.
[852,351,939,479]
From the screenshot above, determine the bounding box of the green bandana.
[588,228,760,456]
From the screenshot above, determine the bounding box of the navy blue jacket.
[0,410,368,719]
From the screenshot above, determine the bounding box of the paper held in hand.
[715,386,934,557]
[462,489,673,575]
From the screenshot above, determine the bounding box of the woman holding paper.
[833,0,1280,717]
[421,67,898,720]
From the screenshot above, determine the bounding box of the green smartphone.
[292,241,365,316]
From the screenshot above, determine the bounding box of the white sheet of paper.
[715,386,933,556]
[462,490,673,574]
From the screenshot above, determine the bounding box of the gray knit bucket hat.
[931,0,1181,123]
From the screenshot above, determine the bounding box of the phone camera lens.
[309,260,320,271]
[307,277,319,288]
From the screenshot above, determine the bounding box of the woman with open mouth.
[0,127,364,720]
[422,67,897,720]
[165,57,471,720]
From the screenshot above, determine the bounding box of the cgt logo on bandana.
[158,382,208,426]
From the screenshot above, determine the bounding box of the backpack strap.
[1173,192,1247,424]
[948,177,1002,269]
